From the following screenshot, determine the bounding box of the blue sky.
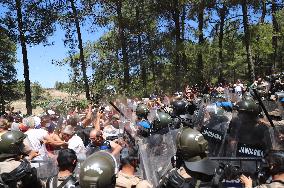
[16,25,106,88]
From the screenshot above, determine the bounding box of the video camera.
[106,135,118,141]
[215,163,244,181]
[212,160,270,187]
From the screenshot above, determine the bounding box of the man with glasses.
[86,129,122,157]
[61,125,86,160]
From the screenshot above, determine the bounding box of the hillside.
[10,89,85,115]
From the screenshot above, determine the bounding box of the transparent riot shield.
[264,126,284,151]
[217,108,268,183]
[192,101,206,130]
[230,93,242,103]
[275,92,284,120]
[199,104,232,157]
[31,158,58,180]
[138,131,176,187]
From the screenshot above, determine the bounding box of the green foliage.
[2,0,284,103]
[0,28,18,113]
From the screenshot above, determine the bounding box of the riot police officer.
[136,104,151,137]
[79,151,117,188]
[171,100,195,129]
[172,100,188,116]
[158,127,218,188]
[151,111,172,134]
[136,103,150,119]
[0,131,42,188]
[228,98,267,156]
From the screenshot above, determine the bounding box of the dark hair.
[57,149,77,171]
[266,150,284,175]
[119,147,139,170]
[67,116,79,127]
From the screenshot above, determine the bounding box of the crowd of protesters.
[0,72,283,187]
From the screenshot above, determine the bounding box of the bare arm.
[43,134,67,147]
[93,110,104,131]
[110,140,122,157]
[81,104,93,127]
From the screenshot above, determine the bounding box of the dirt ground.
[10,89,85,115]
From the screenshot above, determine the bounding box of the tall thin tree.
[241,0,255,82]
[69,0,90,100]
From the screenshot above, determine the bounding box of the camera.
[99,106,105,113]
[214,163,243,182]
[106,135,119,141]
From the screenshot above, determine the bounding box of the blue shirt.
[137,120,151,129]
[215,101,233,109]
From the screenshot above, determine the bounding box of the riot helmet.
[266,150,284,175]
[236,99,261,116]
[0,130,26,155]
[79,151,117,188]
[176,127,218,176]
[176,127,208,161]
[206,104,225,117]
[136,104,149,119]
[172,100,187,116]
[242,93,254,101]
[151,111,172,132]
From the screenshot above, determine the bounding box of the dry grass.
[10,89,85,115]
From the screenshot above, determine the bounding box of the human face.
[112,119,120,129]
[89,132,104,146]
[61,133,72,142]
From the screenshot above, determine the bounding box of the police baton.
[109,101,127,118]
[108,101,136,146]
[252,88,275,128]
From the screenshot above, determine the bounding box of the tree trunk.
[197,1,205,84]
[260,0,266,24]
[172,0,181,90]
[218,4,227,82]
[241,0,255,82]
[136,5,147,96]
[116,0,130,90]
[147,34,156,89]
[271,0,279,72]
[15,0,32,115]
[181,4,187,82]
[0,82,4,114]
[70,0,90,100]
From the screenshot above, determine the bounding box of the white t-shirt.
[25,128,49,160]
[235,84,243,93]
[68,135,86,160]
[103,125,120,138]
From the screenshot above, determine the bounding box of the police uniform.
[116,171,153,188]
[0,131,42,188]
[0,158,21,173]
[0,158,41,188]
[46,174,79,188]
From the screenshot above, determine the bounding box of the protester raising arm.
[81,104,94,127]
[93,110,104,131]
[109,140,122,156]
